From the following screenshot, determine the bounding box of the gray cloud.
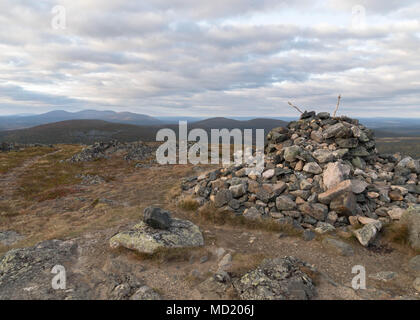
[0,0,419,117]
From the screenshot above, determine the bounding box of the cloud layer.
[0,0,419,117]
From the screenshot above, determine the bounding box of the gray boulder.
[0,240,88,300]
[276,195,297,211]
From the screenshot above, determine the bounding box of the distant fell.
[0,109,163,130]
[0,118,288,144]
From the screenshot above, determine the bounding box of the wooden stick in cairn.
[287,101,303,114]
[333,94,341,117]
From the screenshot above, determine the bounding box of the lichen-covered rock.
[130,286,162,300]
[234,256,316,300]
[400,206,420,251]
[109,218,204,254]
[0,240,88,300]
[352,221,383,247]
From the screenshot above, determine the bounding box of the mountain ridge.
[0,110,163,130]
[0,118,288,144]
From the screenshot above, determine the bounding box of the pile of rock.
[68,140,156,162]
[109,207,204,254]
[0,142,54,152]
[181,111,419,246]
[76,174,106,185]
[234,256,317,300]
[0,142,19,152]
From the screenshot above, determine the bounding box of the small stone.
[367,192,379,199]
[284,146,303,162]
[218,253,232,270]
[413,278,420,292]
[389,189,403,201]
[369,271,396,282]
[262,169,275,179]
[330,192,357,216]
[243,207,260,220]
[348,216,360,226]
[200,256,209,264]
[215,248,226,259]
[303,229,316,241]
[352,157,366,170]
[214,271,230,283]
[300,179,313,190]
[408,256,420,276]
[130,286,162,300]
[312,149,334,163]
[214,190,233,208]
[323,123,346,139]
[276,195,297,211]
[323,162,351,190]
[229,184,246,198]
[357,216,379,225]
[317,112,330,119]
[387,207,404,220]
[318,180,352,204]
[303,162,322,174]
[314,222,335,234]
[327,211,338,224]
[143,207,172,230]
[294,160,304,171]
[352,222,382,247]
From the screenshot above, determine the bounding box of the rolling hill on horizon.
[0,117,288,144]
[0,109,163,131]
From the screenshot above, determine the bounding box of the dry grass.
[0,146,57,174]
[382,222,410,247]
[229,252,267,277]
[166,184,182,201]
[0,202,17,217]
[16,145,125,202]
[196,203,303,236]
[178,196,200,212]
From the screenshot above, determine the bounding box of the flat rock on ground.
[109,218,204,254]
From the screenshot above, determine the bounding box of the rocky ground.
[0,122,419,300]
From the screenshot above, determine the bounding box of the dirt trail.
[0,149,61,199]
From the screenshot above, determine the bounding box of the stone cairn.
[68,139,156,162]
[0,142,53,152]
[181,111,419,245]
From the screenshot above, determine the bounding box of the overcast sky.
[0,1,419,117]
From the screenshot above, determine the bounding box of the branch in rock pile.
[333,94,341,117]
[287,101,303,114]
